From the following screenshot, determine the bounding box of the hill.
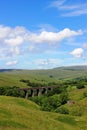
[54,65,87,70]
[0,65,87,88]
[0,65,87,130]
[0,95,87,130]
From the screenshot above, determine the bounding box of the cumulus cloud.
[6,60,18,66]
[27,28,82,44]
[70,48,84,58]
[0,25,27,46]
[0,24,83,59]
[0,25,82,45]
[0,25,11,39]
[5,36,24,46]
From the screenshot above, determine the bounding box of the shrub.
[55,106,69,114]
[76,84,85,89]
[0,87,7,95]
[41,95,61,112]
[30,96,46,106]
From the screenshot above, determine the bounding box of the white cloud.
[0,47,21,59]
[49,0,87,16]
[27,28,82,44]
[5,36,24,46]
[50,0,66,8]
[0,25,83,59]
[70,48,84,58]
[62,9,87,17]
[0,25,27,46]
[33,58,62,69]
[0,25,11,39]
[6,60,18,66]
[0,25,82,45]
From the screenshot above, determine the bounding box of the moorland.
[0,65,87,130]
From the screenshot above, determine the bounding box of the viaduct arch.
[20,86,57,98]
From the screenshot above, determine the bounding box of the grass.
[68,87,87,100]
[0,120,27,129]
[0,95,87,130]
[56,115,77,126]
[0,96,69,130]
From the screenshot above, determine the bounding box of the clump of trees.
[0,86,25,97]
[76,84,85,89]
[41,95,61,112]
[46,85,67,97]
[30,91,69,113]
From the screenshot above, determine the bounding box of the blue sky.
[0,0,87,69]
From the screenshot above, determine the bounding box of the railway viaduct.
[20,86,57,98]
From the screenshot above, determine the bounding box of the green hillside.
[0,66,87,130]
[0,95,87,130]
[0,65,87,88]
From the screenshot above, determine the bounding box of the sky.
[0,0,87,69]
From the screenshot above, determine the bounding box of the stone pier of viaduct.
[20,86,57,98]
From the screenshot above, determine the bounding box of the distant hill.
[0,69,22,72]
[54,65,87,70]
[0,65,87,88]
[0,65,87,72]
[0,69,14,72]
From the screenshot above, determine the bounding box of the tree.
[59,92,69,105]
[0,86,25,98]
[0,87,7,95]
[41,95,61,112]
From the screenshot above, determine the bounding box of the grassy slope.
[66,87,87,115]
[0,95,87,130]
[64,87,87,130]
[0,96,73,130]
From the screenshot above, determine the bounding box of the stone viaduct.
[20,86,58,98]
